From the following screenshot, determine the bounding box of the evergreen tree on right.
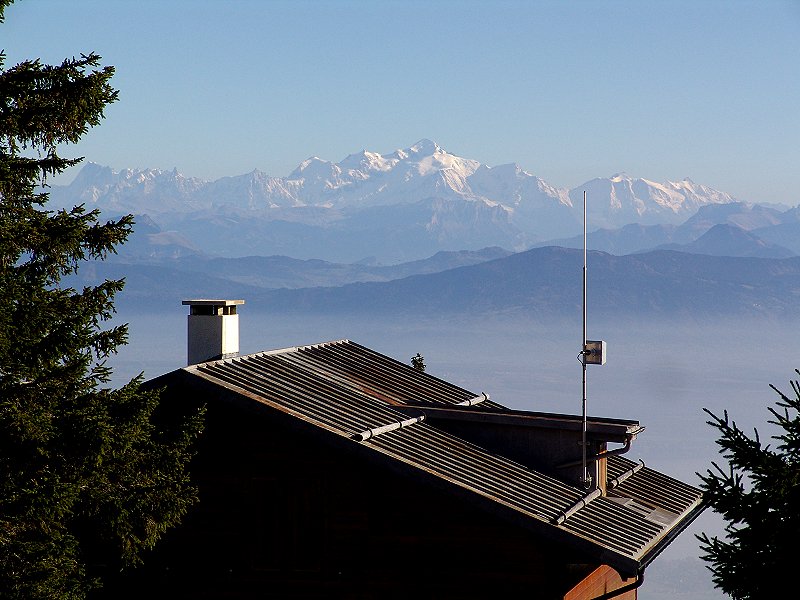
[697,371,800,599]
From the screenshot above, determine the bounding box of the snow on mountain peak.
[572,172,737,228]
[414,150,480,178]
[407,138,442,155]
[53,142,742,245]
[389,140,479,179]
[339,149,396,174]
[288,156,342,181]
[292,156,324,172]
[666,178,736,205]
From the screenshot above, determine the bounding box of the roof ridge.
[185,339,354,368]
[253,339,352,358]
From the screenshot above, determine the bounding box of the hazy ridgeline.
[107,308,795,600]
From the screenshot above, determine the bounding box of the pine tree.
[696,371,800,599]
[0,3,202,597]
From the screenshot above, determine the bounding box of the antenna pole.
[582,190,589,488]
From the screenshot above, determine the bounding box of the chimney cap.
[182,299,245,306]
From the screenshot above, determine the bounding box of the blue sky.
[3,0,799,205]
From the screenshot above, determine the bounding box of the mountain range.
[69,246,800,321]
[50,139,762,263]
[51,139,800,320]
[252,247,799,319]
[534,201,800,258]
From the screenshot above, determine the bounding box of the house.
[108,299,705,599]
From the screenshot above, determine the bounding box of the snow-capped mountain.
[59,162,207,213]
[49,140,742,262]
[569,173,738,229]
[282,139,485,209]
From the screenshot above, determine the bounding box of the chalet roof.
[169,339,704,577]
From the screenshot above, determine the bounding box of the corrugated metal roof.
[280,340,506,410]
[185,339,704,574]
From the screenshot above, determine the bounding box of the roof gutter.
[589,569,645,600]
[557,428,643,470]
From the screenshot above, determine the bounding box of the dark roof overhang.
[397,405,642,444]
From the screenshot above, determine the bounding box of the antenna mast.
[581,191,589,487]
[580,190,606,489]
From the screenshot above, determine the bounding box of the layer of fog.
[108,309,797,600]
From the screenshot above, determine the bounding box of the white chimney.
[182,299,245,365]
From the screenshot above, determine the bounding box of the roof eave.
[638,499,708,572]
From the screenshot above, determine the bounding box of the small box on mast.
[584,340,606,365]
